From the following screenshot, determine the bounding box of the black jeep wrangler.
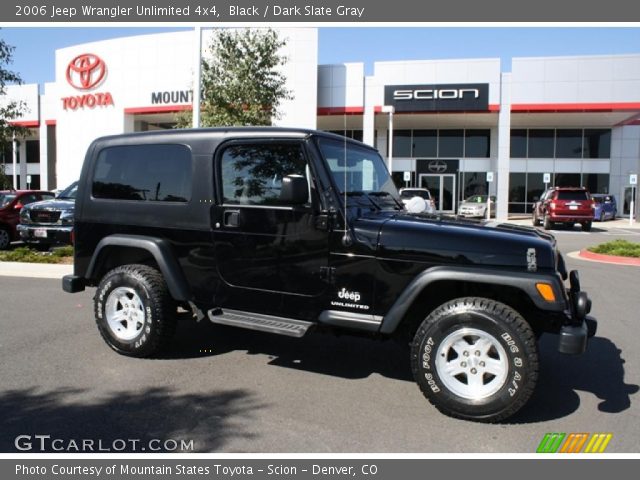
[63,127,596,422]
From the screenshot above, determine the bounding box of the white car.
[399,188,436,214]
[458,195,496,218]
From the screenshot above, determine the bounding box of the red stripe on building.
[317,106,365,116]
[45,120,57,126]
[9,120,39,128]
[124,105,192,114]
[512,102,640,113]
[372,104,500,114]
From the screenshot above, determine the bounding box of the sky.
[1,26,640,84]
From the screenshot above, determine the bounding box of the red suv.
[532,187,595,231]
[0,190,55,249]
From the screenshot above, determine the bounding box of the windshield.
[317,137,398,197]
[57,182,78,200]
[0,193,16,208]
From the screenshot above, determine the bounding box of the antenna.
[341,113,352,246]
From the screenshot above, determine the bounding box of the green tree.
[0,33,26,189]
[177,28,292,128]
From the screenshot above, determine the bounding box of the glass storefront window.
[438,130,464,158]
[555,129,583,158]
[554,173,581,187]
[583,129,611,159]
[461,172,488,199]
[509,172,526,202]
[510,129,527,158]
[583,173,610,194]
[526,173,546,203]
[392,130,412,157]
[464,130,490,158]
[413,130,438,157]
[528,130,555,158]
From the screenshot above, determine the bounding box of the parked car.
[0,189,55,249]
[532,187,594,231]
[592,194,617,222]
[399,188,435,213]
[18,181,78,248]
[458,195,496,218]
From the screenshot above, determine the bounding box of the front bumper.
[17,224,73,245]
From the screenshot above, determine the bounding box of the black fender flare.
[379,265,567,334]
[86,234,191,302]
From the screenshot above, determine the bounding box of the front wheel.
[410,297,538,422]
[95,264,176,357]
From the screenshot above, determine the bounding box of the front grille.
[30,210,61,224]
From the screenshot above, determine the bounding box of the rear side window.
[93,144,192,202]
[556,190,589,201]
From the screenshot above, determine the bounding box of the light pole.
[192,26,202,128]
[382,105,395,176]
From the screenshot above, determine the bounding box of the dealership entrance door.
[420,174,456,213]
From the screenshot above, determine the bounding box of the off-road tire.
[410,297,538,423]
[0,227,10,250]
[94,264,176,357]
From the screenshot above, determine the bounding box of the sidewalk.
[0,261,73,279]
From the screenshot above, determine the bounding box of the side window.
[220,143,309,206]
[93,144,192,202]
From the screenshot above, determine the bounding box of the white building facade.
[3,29,640,219]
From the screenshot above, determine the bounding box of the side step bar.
[207,308,313,338]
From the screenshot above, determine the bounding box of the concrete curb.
[578,249,640,266]
[0,261,73,279]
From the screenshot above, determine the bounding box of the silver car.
[458,195,496,218]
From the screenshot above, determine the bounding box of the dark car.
[0,189,55,249]
[63,127,596,423]
[18,181,78,248]
[592,194,617,222]
[532,187,595,231]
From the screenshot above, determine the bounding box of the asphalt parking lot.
[0,224,639,453]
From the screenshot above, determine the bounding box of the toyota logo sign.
[66,53,106,90]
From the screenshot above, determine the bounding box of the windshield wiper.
[344,191,382,210]
[367,191,404,210]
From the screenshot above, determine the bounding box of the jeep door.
[212,139,330,319]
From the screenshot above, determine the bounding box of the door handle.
[223,210,240,227]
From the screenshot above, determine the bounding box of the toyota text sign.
[385,84,489,112]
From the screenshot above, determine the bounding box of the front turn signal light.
[536,283,556,302]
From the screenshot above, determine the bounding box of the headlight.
[19,208,31,224]
[60,210,75,224]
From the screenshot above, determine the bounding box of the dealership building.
[2,28,640,219]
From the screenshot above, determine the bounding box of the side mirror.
[14,202,23,210]
[279,175,309,205]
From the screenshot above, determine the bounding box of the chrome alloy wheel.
[435,328,509,400]
[105,287,145,341]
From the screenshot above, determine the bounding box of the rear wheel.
[410,297,538,422]
[599,211,605,222]
[95,264,176,357]
[0,228,10,250]
[582,221,592,232]
[543,214,552,230]
[532,212,540,226]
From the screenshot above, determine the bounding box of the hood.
[25,199,75,211]
[357,212,556,270]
